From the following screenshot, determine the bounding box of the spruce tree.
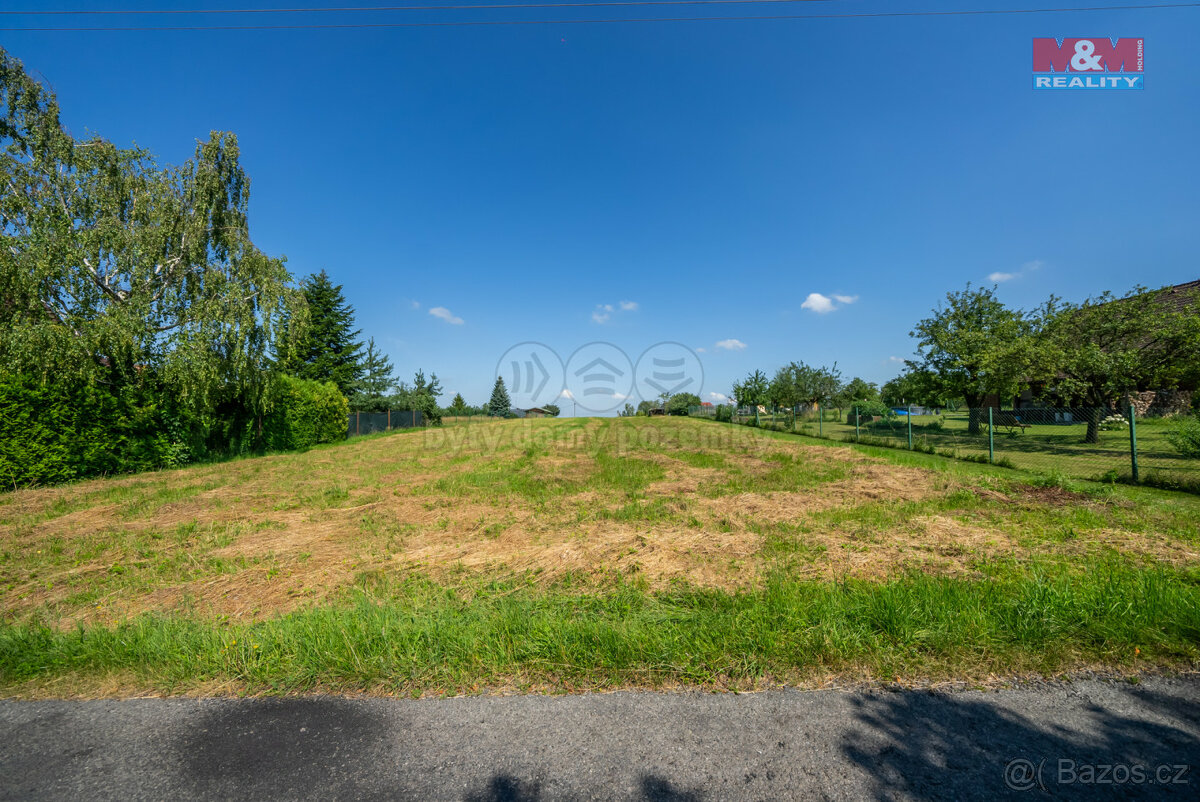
[283,270,363,395]
[412,369,442,401]
[350,337,395,411]
[488,376,512,417]
[387,369,444,425]
[448,393,468,415]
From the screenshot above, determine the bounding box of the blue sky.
[4,2,1198,412]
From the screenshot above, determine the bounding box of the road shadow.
[177,697,394,800]
[176,698,706,801]
[842,682,1200,799]
[465,773,702,801]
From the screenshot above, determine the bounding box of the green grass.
[3,415,1200,696]
[2,556,1196,695]
[725,409,1200,491]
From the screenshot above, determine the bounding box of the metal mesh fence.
[689,404,1200,491]
[347,410,423,438]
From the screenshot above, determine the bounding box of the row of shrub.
[0,372,348,488]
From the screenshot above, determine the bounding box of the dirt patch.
[1010,484,1093,507]
[974,483,1119,511]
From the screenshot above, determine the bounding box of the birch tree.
[1,48,303,417]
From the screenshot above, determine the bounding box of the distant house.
[1154,278,1200,315]
[509,407,554,418]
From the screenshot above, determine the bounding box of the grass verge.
[3,555,1197,697]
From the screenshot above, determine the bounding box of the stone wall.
[1120,390,1194,418]
[1148,390,1194,418]
[1121,391,1158,417]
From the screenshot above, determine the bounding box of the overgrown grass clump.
[3,557,1197,695]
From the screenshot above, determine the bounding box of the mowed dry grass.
[2,416,1198,627]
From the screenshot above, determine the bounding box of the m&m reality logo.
[1032,38,1144,90]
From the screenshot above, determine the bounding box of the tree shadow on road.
[177,697,705,802]
[178,697,394,800]
[464,773,701,801]
[841,681,1200,799]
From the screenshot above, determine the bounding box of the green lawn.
[742,409,1199,490]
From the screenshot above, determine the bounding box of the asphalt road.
[2,677,1198,800]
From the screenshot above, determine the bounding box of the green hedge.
[0,372,347,488]
[263,375,348,451]
[0,373,190,488]
[847,399,895,422]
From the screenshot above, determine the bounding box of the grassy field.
[743,409,1200,489]
[2,416,1199,697]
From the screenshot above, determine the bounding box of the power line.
[1,2,1196,30]
[0,0,841,14]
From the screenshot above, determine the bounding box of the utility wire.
[0,0,841,14]
[1,2,1196,30]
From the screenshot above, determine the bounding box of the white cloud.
[801,291,858,314]
[989,259,1045,284]
[888,355,905,363]
[409,300,421,310]
[800,292,836,314]
[695,347,706,353]
[707,391,729,403]
[428,306,464,325]
[612,392,629,400]
[715,338,747,351]
[560,388,575,400]
[593,301,638,323]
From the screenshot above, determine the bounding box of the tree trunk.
[1084,406,1103,444]
[965,394,985,435]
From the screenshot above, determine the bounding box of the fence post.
[988,407,995,465]
[387,408,391,431]
[854,406,860,442]
[818,403,823,438]
[755,406,760,427]
[906,405,913,449]
[1129,403,1140,483]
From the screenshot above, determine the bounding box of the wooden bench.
[989,411,1031,435]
